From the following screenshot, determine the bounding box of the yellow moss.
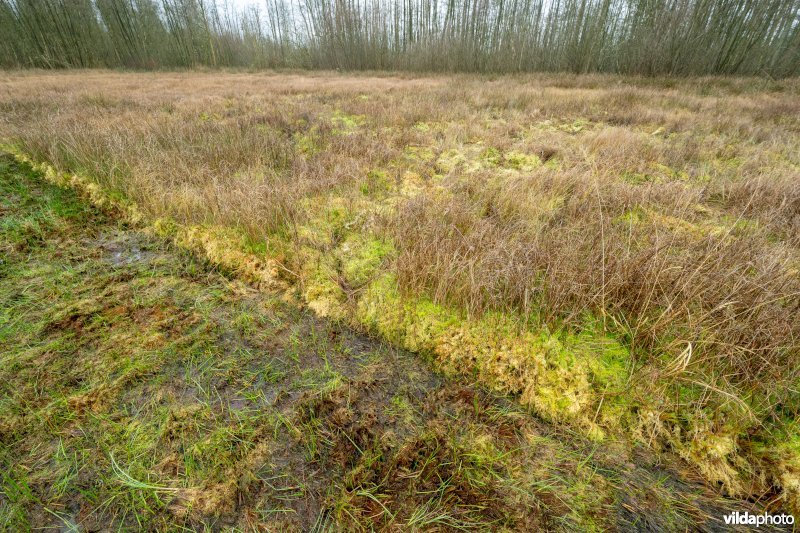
[8,150,634,440]
[400,171,426,196]
[649,162,690,181]
[436,148,466,173]
[559,118,591,134]
[633,406,751,496]
[648,208,762,240]
[303,258,347,319]
[684,431,743,495]
[614,207,646,226]
[338,235,395,288]
[297,196,352,247]
[771,429,800,514]
[357,274,634,437]
[152,216,178,238]
[294,131,319,155]
[404,145,436,162]
[11,149,787,505]
[174,225,281,290]
[648,210,713,239]
[504,150,542,171]
[437,146,489,174]
[331,110,365,133]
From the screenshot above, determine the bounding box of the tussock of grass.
[1,71,798,511]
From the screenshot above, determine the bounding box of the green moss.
[613,207,646,225]
[356,273,461,352]
[152,216,178,238]
[198,111,221,122]
[620,171,650,184]
[294,131,320,156]
[559,118,591,134]
[297,196,352,247]
[481,147,502,166]
[576,330,631,390]
[403,145,436,163]
[436,148,466,173]
[331,110,365,133]
[728,215,760,236]
[240,234,268,256]
[3,143,789,527]
[504,150,541,171]
[544,156,562,170]
[304,257,346,319]
[355,272,638,438]
[339,235,395,288]
[649,162,690,181]
[356,273,405,343]
[404,297,462,353]
[360,169,392,196]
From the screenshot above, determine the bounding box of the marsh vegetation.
[1,154,770,530]
[1,71,798,523]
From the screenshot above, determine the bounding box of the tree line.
[1,0,798,76]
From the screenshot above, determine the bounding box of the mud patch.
[92,230,161,266]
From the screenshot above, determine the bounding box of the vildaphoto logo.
[723,511,794,527]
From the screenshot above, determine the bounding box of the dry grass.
[1,70,799,509]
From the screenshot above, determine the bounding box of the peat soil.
[0,153,786,531]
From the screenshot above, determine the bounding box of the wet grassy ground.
[0,154,783,530]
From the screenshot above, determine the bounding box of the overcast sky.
[226,0,263,12]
